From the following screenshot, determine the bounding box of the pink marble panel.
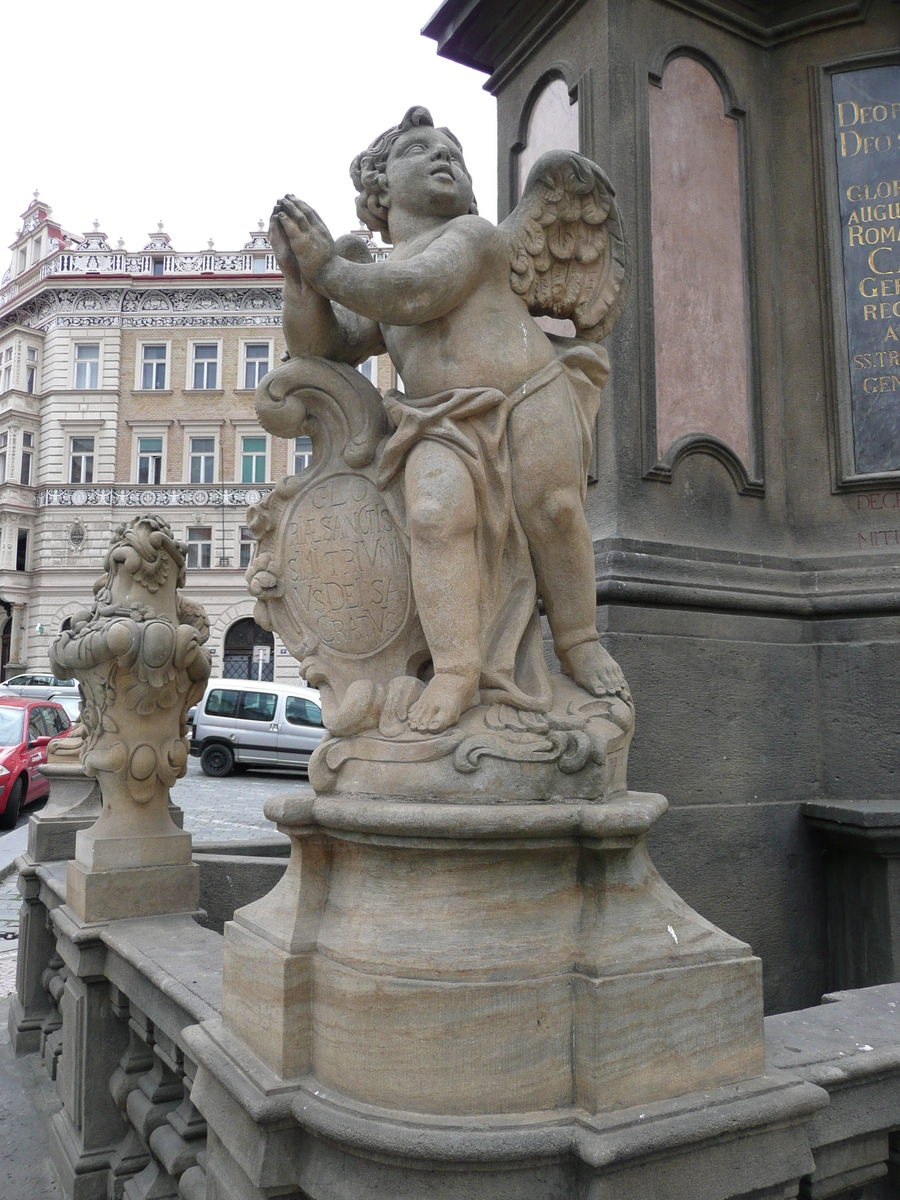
[650,57,750,466]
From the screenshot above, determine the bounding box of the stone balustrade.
[9,858,900,1200]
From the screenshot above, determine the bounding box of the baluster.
[40,950,66,1079]
[149,1056,207,1196]
[107,995,156,1198]
[122,1031,184,1200]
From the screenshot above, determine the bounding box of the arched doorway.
[223,618,274,682]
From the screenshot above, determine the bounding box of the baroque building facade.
[0,193,390,682]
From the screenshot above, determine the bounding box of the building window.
[15,529,28,572]
[70,436,94,484]
[20,432,33,486]
[239,525,254,569]
[253,257,267,274]
[137,436,163,484]
[189,436,215,484]
[294,436,312,474]
[152,258,164,276]
[243,343,270,389]
[0,432,7,484]
[141,344,167,389]
[74,344,100,389]
[1,349,11,394]
[31,237,42,264]
[186,527,212,569]
[358,356,377,384]
[25,347,37,394]
[241,436,267,483]
[17,248,27,274]
[192,344,218,389]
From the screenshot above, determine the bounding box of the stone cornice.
[422,0,873,74]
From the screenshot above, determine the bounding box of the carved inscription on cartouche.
[833,65,900,473]
[281,473,411,658]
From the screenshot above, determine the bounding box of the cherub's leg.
[508,386,629,698]
[404,440,481,733]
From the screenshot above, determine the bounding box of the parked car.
[49,692,82,724]
[190,678,325,777]
[0,673,78,700]
[0,697,73,829]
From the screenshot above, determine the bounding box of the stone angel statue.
[249,105,633,798]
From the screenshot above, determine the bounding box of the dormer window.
[31,237,42,264]
[152,258,164,276]
[17,248,26,274]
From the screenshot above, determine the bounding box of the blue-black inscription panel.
[833,65,900,474]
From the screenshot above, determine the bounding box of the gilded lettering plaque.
[833,65,900,473]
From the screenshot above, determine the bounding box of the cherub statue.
[267,105,629,737]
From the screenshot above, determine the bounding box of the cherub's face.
[383,126,474,219]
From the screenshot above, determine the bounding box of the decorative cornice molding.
[0,285,283,332]
[657,0,872,47]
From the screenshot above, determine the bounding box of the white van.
[190,678,326,777]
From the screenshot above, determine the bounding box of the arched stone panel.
[649,54,751,471]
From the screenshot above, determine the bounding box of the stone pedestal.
[804,800,900,992]
[66,802,198,924]
[212,786,764,1194]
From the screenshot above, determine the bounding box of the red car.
[0,697,73,830]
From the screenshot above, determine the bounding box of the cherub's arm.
[276,197,489,327]
[270,205,385,362]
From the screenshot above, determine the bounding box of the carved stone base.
[29,764,102,862]
[222,788,763,1114]
[67,860,199,923]
[185,1015,821,1200]
[308,675,634,801]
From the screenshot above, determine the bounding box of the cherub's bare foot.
[407,672,479,734]
[560,641,631,700]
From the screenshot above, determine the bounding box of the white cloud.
[1,0,496,257]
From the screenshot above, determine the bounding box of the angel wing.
[500,150,630,342]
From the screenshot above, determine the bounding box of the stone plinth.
[804,799,900,992]
[222,789,763,1121]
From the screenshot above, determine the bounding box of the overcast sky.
[1,0,497,259]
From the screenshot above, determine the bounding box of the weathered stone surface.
[251,106,632,794]
[49,515,210,922]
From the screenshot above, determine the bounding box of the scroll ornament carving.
[50,516,211,804]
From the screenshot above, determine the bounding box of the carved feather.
[500,150,630,342]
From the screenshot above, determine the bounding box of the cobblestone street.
[0,757,310,993]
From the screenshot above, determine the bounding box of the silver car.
[190,678,326,777]
[0,673,78,700]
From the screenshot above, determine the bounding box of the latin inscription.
[833,66,900,473]
[851,491,900,547]
[281,473,410,657]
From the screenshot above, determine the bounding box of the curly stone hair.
[349,105,477,241]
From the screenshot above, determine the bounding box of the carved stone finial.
[50,514,211,920]
[208,238,215,250]
[33,188,39,200]
[158,220,165,231]
[92,219,100,232]
[117,237,125,250]
[258,219,264,230]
